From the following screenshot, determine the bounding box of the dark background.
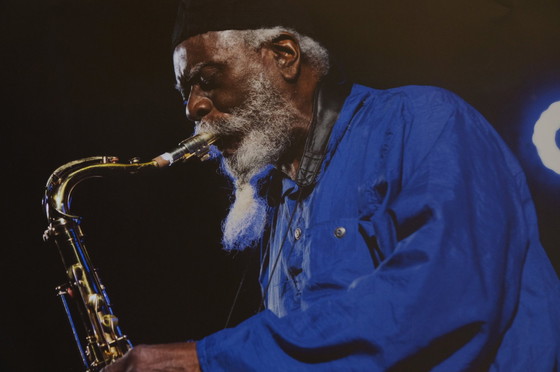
[2,0,559,370]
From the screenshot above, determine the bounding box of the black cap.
[171,0,316,48]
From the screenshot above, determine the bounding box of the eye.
[198,75,215,90]
[198,67,221,91]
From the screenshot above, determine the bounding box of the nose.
[186,89,213,122]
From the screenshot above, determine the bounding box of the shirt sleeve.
[196,94,548,371]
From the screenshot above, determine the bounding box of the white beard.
[195,73,301,250]
[221,181,269,251]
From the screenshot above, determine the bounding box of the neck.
[278,113,313,180]
[278,70,321,180]
[279,125,309,179]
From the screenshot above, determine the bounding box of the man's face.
[173,32,301,184]
[173,33,260,157]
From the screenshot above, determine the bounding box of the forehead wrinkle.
[173,34,261,95]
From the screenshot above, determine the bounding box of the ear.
[263,33,301,81]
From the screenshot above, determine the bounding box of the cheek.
[211,87,249,114]
[213,65,256,113]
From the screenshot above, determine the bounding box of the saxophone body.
[42,133,216,371]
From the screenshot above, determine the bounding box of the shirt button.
[294,228,302,240]
[334,227,346,238]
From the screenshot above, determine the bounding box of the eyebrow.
[175,61,223,92]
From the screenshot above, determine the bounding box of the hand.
[101,342,200,372]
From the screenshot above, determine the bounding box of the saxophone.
[42,133,216,371]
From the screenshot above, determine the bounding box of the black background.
[2,0,559,370]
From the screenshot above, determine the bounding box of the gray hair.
[217,27,330,77]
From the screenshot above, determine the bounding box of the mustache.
[194,115,248,137]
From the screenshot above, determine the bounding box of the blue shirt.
[197,84,560,371]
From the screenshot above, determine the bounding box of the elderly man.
[104,0,560,371]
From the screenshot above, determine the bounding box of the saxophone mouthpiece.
[153,133,216,168]
[153,154,173,168]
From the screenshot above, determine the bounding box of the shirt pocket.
[302,217,376,299]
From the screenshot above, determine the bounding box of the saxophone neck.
[42,132,217,222]
[43,156,158,222]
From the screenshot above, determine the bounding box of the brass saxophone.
[42,133,216,371]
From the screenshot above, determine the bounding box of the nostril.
[186,97,212,122]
